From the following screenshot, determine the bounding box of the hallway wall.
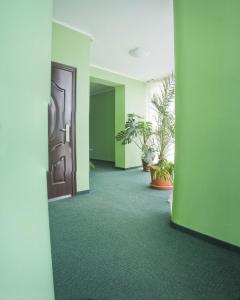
[0,1,54,299]
[90,90,115,162]
[173,0,240,247]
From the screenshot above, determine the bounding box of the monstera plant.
[116,114,156,171]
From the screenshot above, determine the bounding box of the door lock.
[60,124,70,142]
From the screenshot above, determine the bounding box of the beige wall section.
[52,22,91,191]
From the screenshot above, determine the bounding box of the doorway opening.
[89,80,116,165]
[89,76,126,170]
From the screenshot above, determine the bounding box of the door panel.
[48,62,76,199]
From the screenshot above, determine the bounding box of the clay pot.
[150,166,173,190]
[142,160,151,172]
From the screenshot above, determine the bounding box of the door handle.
[60,124,70,142]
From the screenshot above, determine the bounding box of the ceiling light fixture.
[129,47,150,58]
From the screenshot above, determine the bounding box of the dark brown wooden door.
[47,62,76,199]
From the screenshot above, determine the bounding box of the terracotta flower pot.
[142,160,151,172]
[150,166,173,190]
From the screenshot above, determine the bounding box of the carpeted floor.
[49,161,240,300]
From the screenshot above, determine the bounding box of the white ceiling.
[53,0,174,81]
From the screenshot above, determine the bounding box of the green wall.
[0,1,55,299]
[172,0,240,247]
[90,90,115,162]
[52,22,91,192]
[115,85,126,167]
[90,67,147,168]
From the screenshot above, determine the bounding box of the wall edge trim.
[90,64,145,82]
[52,19,94,41]
[170,220,240,254]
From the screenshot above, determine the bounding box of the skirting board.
[76,190,90,196]
[91,159,115,163]
[48,194,71,202]
[115,165,142,170]
[48,190,90,202]
[90,159,142,170]
[170,221,240,254]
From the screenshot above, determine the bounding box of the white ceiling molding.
[52,18,95,42]
[90,64,144,82]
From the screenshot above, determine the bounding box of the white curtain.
[147,79,175,163]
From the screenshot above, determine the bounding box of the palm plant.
[152,73,175,161]
[151,160,174,181]
[150,74,175,189]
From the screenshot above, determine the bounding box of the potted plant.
[150,160,174,190]
[150,73,175,189]
[116,114,156,171]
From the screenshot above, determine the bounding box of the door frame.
[51,61,77,196]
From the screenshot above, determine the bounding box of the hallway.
[49,162,240,300]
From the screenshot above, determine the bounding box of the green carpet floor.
[49,161,240,300]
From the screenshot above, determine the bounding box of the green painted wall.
[0,1,55,299]
[172,0,240,247]
[52,22,91,192]
[115,85,126,167]
[90,90,115,162]
[90,67,147,168]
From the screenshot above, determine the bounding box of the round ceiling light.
[129,47,150,58]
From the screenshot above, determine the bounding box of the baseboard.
[115,165,142,170]
[91,159,142,170]
[48,190,90,203]
[48,194,71,202]
[170,220,240,254]
[75,190,90,196]
[91,159,115,163]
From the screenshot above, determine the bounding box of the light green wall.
[172,0,240,247]
[52,22,91,191]
[90,90,115,162]
[90,67,147,168]
[115,85,126,167]
[0,1,54,299]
